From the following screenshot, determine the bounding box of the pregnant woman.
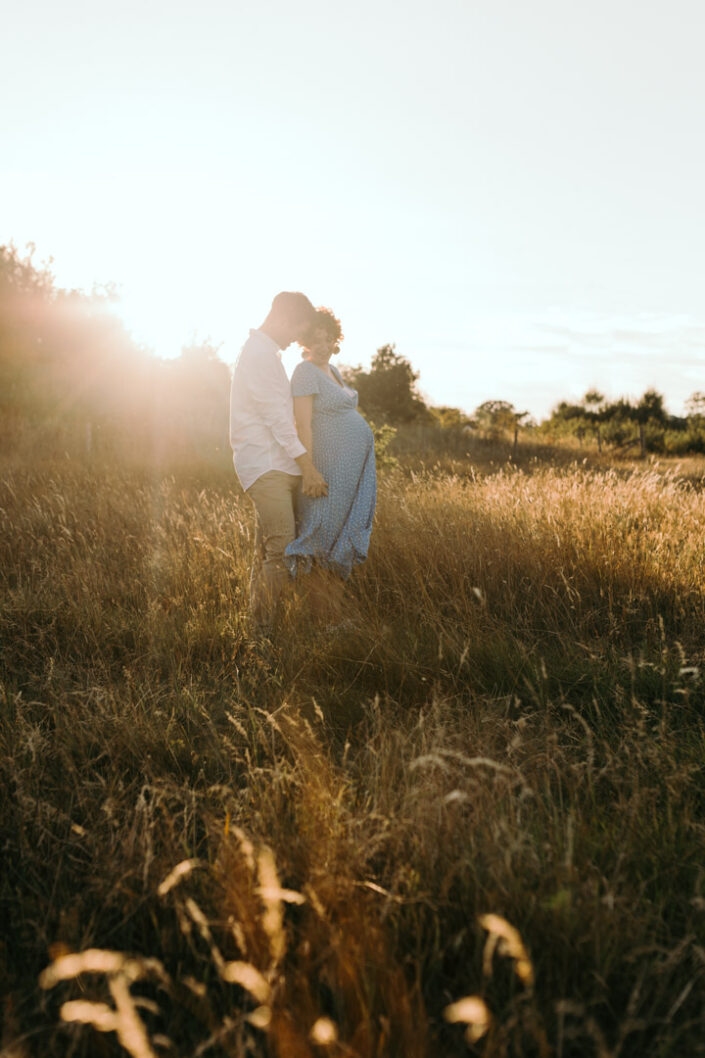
[284,308,376,624]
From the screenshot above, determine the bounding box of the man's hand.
[301,466,328,497]
[296,452,328,497]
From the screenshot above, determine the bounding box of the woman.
[284,308,376,621]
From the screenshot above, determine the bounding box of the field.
[1,440,704,1057]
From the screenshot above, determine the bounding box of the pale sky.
[2,0,703,419]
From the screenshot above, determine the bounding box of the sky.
[2,0,704,420]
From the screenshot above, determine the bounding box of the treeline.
[0,244,230,465]
[541,388,705,455]
[445,391,705,457]
[2,242,704,463]
[0,244,433,467]
[345,362,705,459]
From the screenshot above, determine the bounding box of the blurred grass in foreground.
[1,446,704,1057]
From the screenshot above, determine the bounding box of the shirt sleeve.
[245,347,307,460]
[291,361,320,398]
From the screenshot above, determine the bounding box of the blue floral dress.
[284,361,376,580]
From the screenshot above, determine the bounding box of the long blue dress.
[284,361,376,580]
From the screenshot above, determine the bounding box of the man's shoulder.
[240,329,268,355]
[235,330,276,370]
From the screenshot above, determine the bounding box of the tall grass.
[1,449,704,1056]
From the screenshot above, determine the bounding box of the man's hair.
[269,292,316,327]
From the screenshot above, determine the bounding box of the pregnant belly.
[313,410,374,459]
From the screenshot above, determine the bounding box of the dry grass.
[1,447,704,1057]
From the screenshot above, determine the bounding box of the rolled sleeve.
[279,431,307,461]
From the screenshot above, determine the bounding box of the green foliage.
[472,399,530,439]
[546,387,705,455]
[429,405,472,429]
[634,387,667,424]
[549,392,605,434]
[0,244,233,466]
[0,243,56,416]
[0,240,55,302]
[161,340,231,460]
[685,391,705,420]
[662,426,705,455]
[4,240,705,470]
[367,420,399,472]
[342,343,430,425]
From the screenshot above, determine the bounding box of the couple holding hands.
[229,292,376,631]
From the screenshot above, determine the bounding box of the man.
[230,292,327,628]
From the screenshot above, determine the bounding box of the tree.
[0,240,235,464]
[0,241,55,305]
[546,390,611,447]
[174,339,230,446]
[634,388,667,425]
[430,405,472,429]
[342,344,429,424]
[473,400,530,440]
[685,392,705,421]
[0,243,59,417]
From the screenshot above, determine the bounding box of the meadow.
[1,437,704,1058]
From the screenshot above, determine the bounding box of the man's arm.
[242,348,327,496]
[244,347,307,461]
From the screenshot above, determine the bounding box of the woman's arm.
[293,382,327,497]
[293,394,315,460]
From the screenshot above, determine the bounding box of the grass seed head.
[310,1016,339,1045]
[220,961,272,1004]
[479,914,535,987]
[443,995,492,1043]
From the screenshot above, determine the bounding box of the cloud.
[538,309,705,349]
[411,309,704,420]
[526,312,705,414]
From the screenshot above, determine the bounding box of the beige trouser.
[246,470,300,627]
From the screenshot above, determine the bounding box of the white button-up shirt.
[229,329,307,491]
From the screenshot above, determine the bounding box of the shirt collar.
[251,328,282,358]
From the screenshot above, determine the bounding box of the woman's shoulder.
[292,359,317,376]
[291,359,320,394]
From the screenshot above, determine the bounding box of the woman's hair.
[300,307,343,355]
